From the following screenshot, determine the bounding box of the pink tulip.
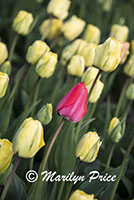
[56,82,88,122]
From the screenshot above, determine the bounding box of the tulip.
[108,117,122,143]
[131,40,134,54]
[82,66,99,86]
[93,37,123,72]
[1,60,12,76]
[56,82,88,122]
[110,24,129,43]
[120,42,130,64]
[0,139,14,175]
[61,39,87,65]
[39,18,62,40]
[47,0,71,20]
[78,43,97,67]
[69,190,97,200]
[26,40,50,65]
[126,83,134,100]
[61,15,86,41]
[37,103,53,125]
[76,132,101,162]
[0,72,9,99]
[67,55,85,77]
[0,42,8,65]
[12,10,33,35]
[36,51,58,78]
[124,55,134,78]
[83,24,101,44]
[13,117,45,158]
[88,80,104,103]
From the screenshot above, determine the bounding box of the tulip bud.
[61,15,86,41]
[78,43,97,67]
[110,24,129,43]
[0,72,9,99]
[12,10,34,35]
[1,61,12,76]
[13,117,45,158]
[36,51,58,78]
[88,80,104,103]
[67,55,85,77]
[69,190,97,200]
[131,40,134,55]
[108,117,122,143]
[56,82,88,122]
[76,132,101,163]
[26,40,50,65]
[124,55,134,78]
[61,39,87,65]
[0,42,8,65]
[36,103,53,125]
[82,66,99,86]
[126,83,134,100]
[39,18,62,40]
[0,139,13,175]
[93,37,123,72]
[120,42,130,65]
[83,24,101,44]
[47,0,71,20]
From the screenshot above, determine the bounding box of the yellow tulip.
[108,117,122,143]
[89,80,104,103]
[0,139,13,175]
[124,55,134,78]
[61,15,86,41]
[93,37,123,72]
[37,103,53,125]
[0,72,9,99]
[13,117,45,158]
[0,42,8,65]
[76,132,101,163]
[110,24,129,43]
[69,190,97,200]
[36,51,58,78]
[83,24,101,44]
[1,60,11,76]
[82,66,99,86]
[126,83,134,100]
[13,10,33,35]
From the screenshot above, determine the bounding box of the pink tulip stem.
[1,156,21,200]
[33,119,65,200]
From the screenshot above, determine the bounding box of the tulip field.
[0,0,134,200]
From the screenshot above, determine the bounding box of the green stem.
[50,35,63,49]
[9,34,19,61]
[75,119,83,143]
[106,143,115,169]
[115,78,130,117]
[109,137,134,200]
[57,181,65,200]
[41,16,53,41]
[29,157,34,170]
[31,80,40,117]
[33,119,65,200]
[1,156,21,200]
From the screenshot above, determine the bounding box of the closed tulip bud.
[56,82,88,122]
[110,24,129,43]
[0,42,8,65]
[131,40,134,55]
[1,61,12,75]
[67,55,85,77]
[94,37,123,72]
[78,43,97,67]
[126,83,134,100]
[39,18,62,40]
[124,55,134,78]
[13,10,34,35]
[83,24,101,44]
[36,51,57,78]
[69,190,97,200]
[61,39,87,65]
[61,15,86,41]
[13,117,45,158]
[26,40,50,65]
[82,66,99,86]
[108,117,122,143]
[0,72,9,99]
[89,80,104,103]
[0,139,13,175]
[37,103,53,125]
[76,132,101,163]
[47,0,71,20]
[120,42,130,64]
